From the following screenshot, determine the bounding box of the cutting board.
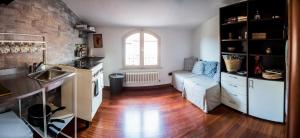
[0,83,11,97]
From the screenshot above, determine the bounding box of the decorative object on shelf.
[238,36,242,40]
[75,44,88,57]
[265,47,272,54]
[237,71,247,75]
[252,32,267,39]
[222,55,243,72]
[272,15,281,19]
[0,33,46,55]
[237,16,247,22]
[245,32,248,39]
[10,43,21,53]
[226,17,237,23]
[228,33,233,39]
[254,56,264,75]
[0,42,10,54]
[93,34,103,48]
[76,24,96,32]
[262,70,283,80]
[254,9,261,20]
[227,47,236,52]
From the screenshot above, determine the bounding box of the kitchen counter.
[0,69,75,105]
[0,72,43,105]
[62,57,104,69]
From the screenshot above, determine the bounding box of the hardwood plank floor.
[78,87,286,138]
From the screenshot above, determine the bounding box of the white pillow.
[192,61,204,75]
[183,57,198,71]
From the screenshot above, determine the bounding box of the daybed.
[172,60,220,113]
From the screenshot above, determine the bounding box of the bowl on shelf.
[262,70,283,80]
[227,47,236,52]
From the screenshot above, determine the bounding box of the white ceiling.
[63,0,243,28]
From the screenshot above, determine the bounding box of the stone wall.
[0,0,85,69]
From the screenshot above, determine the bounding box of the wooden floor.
[78,87,286,138]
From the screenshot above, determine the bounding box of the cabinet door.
[248,78,284,122]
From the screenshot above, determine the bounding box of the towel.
[94,80,99,96]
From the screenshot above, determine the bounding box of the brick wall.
[0,0,86,69]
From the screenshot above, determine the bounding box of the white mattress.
[183,75,220,113]
[172,71,198,92]
[0,111,33,138]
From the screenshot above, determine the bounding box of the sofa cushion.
[183,57,198,71]
[172,70,198,92]
[185,75,218,89]
[192,61,204,75]
[203,61,218,78]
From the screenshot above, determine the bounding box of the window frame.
[122,29,161,69]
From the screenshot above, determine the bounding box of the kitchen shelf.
[222,39,247,42]
[22,105,74,138]
[221,21,247,26]
[221,52,247,56]
[76,28,96,33]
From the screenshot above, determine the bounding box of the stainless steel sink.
[28,69,68,82]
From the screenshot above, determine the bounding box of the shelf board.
[221,39,247,42]
[22,106,74,138]
[221,21,247,26]
[249,39,285,41]
[249,76,285,82]
[249,54,285,57]
[221,52,247,56]
[221,71,247,77]
[250,18,283,23]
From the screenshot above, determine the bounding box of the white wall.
[192,16,220,62]
[89,27,193,86]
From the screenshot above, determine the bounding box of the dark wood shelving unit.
[221,39,247,42]
[221,52,247,56]
[220,0,287,120]
[249,38,285,41]
[220,0,287,78]
[221,21,247,26]
[249,54,285,57]
[249,18,283,22]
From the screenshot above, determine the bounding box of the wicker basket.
[222,55,243,72]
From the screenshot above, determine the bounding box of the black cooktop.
[65,57,104,69]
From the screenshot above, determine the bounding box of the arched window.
[124,30,160,68]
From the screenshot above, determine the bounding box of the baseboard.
[103,84,172,91]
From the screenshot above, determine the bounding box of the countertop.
[0,73,43,105]
[0,70,75,105]
[62,57,104,69]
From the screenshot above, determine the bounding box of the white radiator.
[125,71,159,85]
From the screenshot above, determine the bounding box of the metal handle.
[249,80,254,88]
[230,84,238,88]
[229,76,237,79]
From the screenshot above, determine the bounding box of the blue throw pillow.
[203,61,218,78]
[192,61,204,75]
[213,63,220,82]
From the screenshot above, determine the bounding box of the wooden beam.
[288,0,300,137]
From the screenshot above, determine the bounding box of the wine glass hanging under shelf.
[0,33,46,54]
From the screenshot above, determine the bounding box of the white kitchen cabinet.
[248,78,284,123]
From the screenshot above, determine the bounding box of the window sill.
[120,66,162,71]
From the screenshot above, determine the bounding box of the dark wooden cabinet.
[220,0,287,122]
